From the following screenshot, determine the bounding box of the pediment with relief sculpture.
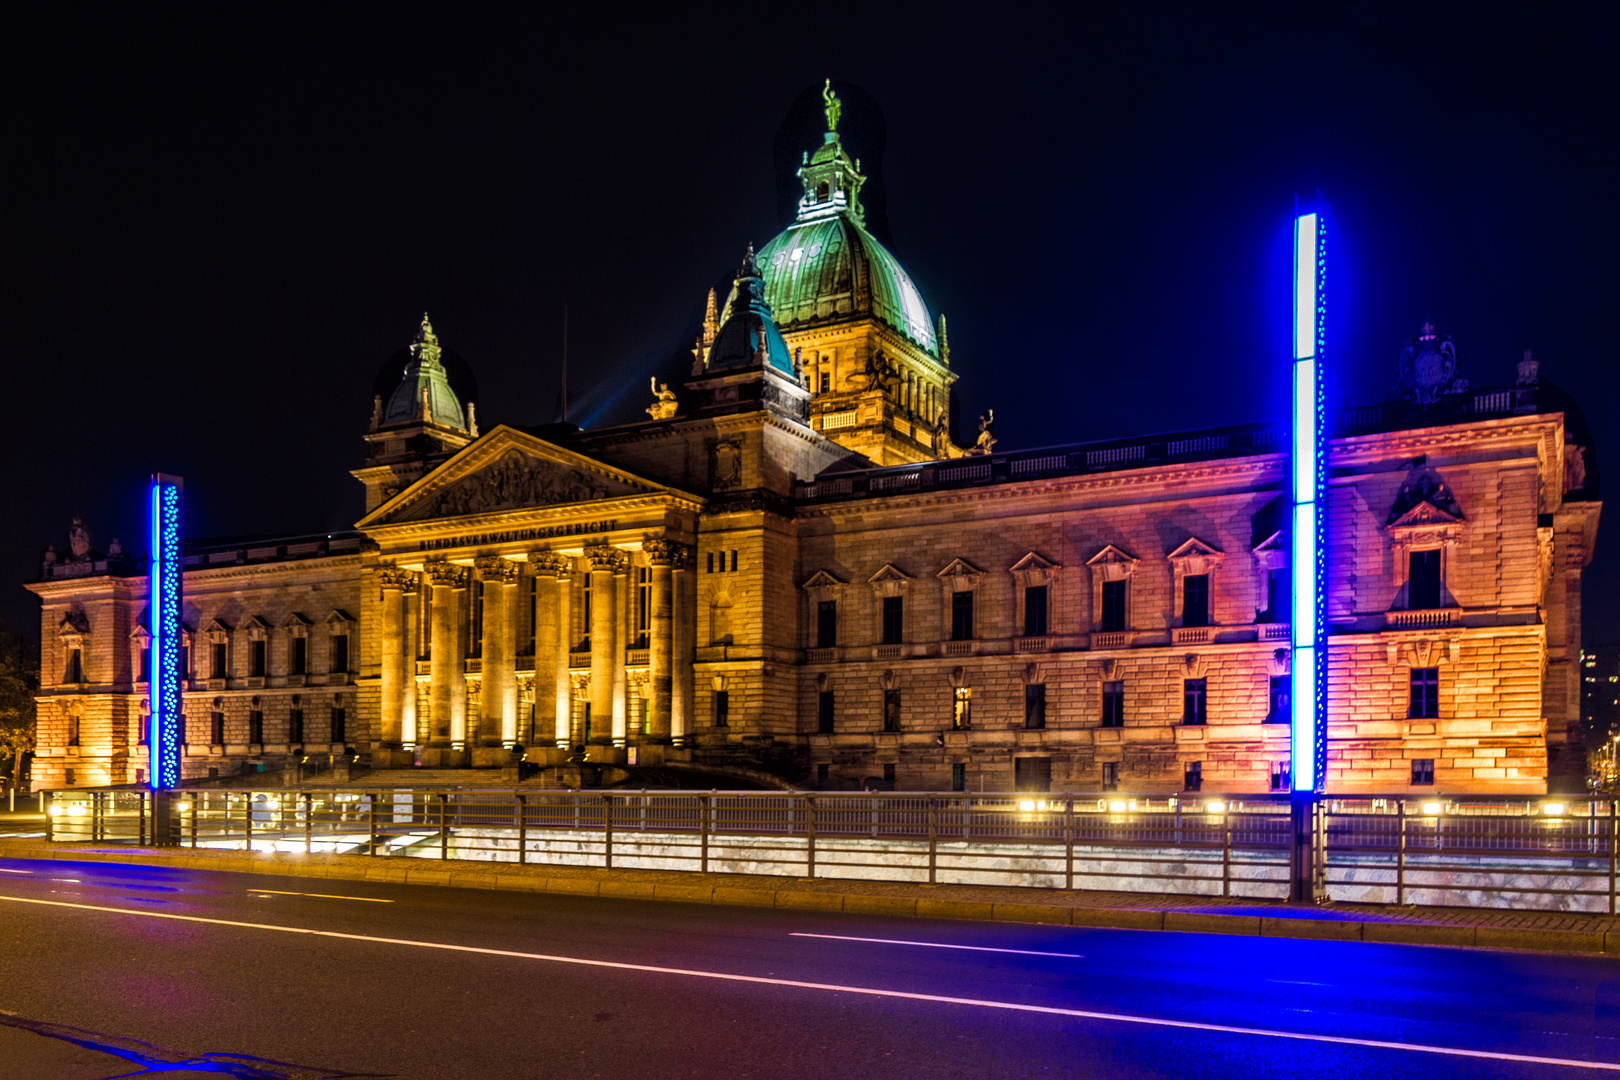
[362,427,662,527]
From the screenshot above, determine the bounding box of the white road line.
[1,892,1616,1073]
[791,932,1083,959]
[0,868,33,874]
[251,889,393,903]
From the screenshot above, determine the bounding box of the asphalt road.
[2,857,1620,1078]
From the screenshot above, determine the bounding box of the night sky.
[3,6,1616,643]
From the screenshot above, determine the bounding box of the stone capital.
[424,560,470,588]
[644,538,693,568]
[529,550,572,580]
[475,555,521,584]
[584,543,629,574]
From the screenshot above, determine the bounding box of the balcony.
[806,648,839,664]
[874,644,904,661]
[943,640,977,657]
[1259,622,1291,642]
[1171,627,1212,645]
[568,649,591,669]
[1013,636,1049,653]
[1092,631,1133,650]
[1386,608,1459,630]
[626,649,650,667]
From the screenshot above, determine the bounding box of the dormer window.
[816,180,829,202]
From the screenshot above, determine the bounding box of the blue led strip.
[148,475,183,790]
[1290,208,1328,793]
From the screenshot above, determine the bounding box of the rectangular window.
[211,642,227,679]
[883,763,896,783]
[818,691,835,734]
[1102,761,1119,791]
[951,762,966,792]
[67,715,81,747]
[1024,684,1046,729]
[208,711,224,745]
[952,687,972,730]
[817,762,830,787]
[1267,676,1290,723]
[636,567,651,641]
[1265,568,1289,623]
[1023,585,1048,637]
[290,637,307,676]
[707,552,715,574]
[330,634,349,674]
[67,648,83,684]
[1184,761,1203,792]
[1183,678,1207,725]
[816,600,837,649]
[1409,550,1441,610]
[640,698,650,736]
[1411,758,1435,785]
[1183,574,1210,628]
[1101,580,1127,633]
[950,591,975,640]
[881,596,904,645]
[883,688,901,732]
[1101,680,1124,727]
[1409,667,1439,719]
[581,574,592,626]
[138,647,151,683]
[332,706,347,744]
[248,710,263,745]
[289,709,304,744]
[526,576,538,655]
[250,640,266,678]
[470,581,484,657]
[819,371,830,394]
[713,690,729,728]
[1271,762,1291,791]
[731,550,738,572]
[1015,756,1051,793]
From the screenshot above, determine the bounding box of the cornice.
[363,491,701,543]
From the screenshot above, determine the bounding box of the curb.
[3,841,1615,957]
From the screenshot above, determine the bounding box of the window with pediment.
[1010,553,1060,638]
[937,560,983,641]
[1386,464,1465,611]
[802,571,846,649]
[1167,538,1223,629]
[1085,546,1139,636]
[868,564,912,646]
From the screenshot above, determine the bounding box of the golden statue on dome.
[823,79,841,133]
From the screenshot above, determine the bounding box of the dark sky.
[3,5,1617,643]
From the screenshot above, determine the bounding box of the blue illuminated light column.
[1289,203,1328,900]
[148,475,184,821]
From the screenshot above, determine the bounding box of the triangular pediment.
[802,570,845,590]
[280,612,311,629]
[1390,499,1464,529]
[868,563,911,584]
[1252,529,1287,554]
[242,615,270,631]
[203,617,233,634]
[936,558,984,580]
[1167,537,1223,561]
[360,426,676,528]
[1085,544,1138,567]
[325,609,354,626]
[1009,552,1060,574]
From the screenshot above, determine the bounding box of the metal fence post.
[438,794,449,860]
[603,794,613,870]
[1221,808,1232,898]
[244,794,253,852]
[1397,800,1407,906]
[43,791,53,843]
[806,794,817,879]
[516,793,527,866]
[303,793,313,854]
[928,796,938,886]
[189,796,197,848]
[139,790,147,847]
[369,792,379,856]
[1066,796,1075,892]
[1609,799,1617,917]
[699,794,709,874]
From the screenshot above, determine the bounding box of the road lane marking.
[251,889,393,903]
[2,892,1616,1073]
[791,932,1083,959]
[0,868,33,874]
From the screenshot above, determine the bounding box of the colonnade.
[377,539,692,751]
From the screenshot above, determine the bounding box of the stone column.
[531,552,570,747]
[612,558,630,745]
[378,567,410,747]
[671,543,694,746]
[402,587,419,745]
[645,541,676,743]
[477,557,520,746]
[585,545,622,744]
[426,561,468,746]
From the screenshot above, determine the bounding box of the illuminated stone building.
[25,91,1601,794]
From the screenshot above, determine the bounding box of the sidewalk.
[4,837,1619,957]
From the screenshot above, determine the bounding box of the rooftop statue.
[646,378,678,421]
[823,79,841,133]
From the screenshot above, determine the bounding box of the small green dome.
[382,314,467,430]
[705,247,795,376]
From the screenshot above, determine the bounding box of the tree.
[0,631,38,790]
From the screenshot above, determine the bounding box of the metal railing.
[39,790,1620,912]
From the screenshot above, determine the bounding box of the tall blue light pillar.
[1290,204,1328,901]
[149,474,183,845]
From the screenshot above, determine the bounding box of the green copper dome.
[705,247,795,376]
[382,314,468,430]
[756,82,938,356]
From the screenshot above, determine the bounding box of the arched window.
[816,181,829,202]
